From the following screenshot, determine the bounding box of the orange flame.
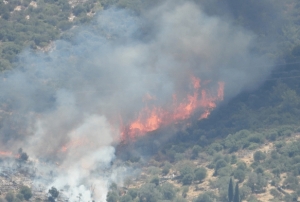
[0,151,19,158]
[60,138,89,152]
[0,151,13,157]
[122,76,224,139]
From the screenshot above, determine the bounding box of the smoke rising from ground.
[0,1,274,201]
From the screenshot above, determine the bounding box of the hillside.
[0,0,143,71]
[1,0,300,202]
[112,126,300,201]
[107,53,300,201]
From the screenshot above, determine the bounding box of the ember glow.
[0,151,13,157]
[60,138,89,152]
[122,76,225,139]
[0,151,19,158]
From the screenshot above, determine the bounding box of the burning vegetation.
[121,77,224,140]
[0,0,278,201]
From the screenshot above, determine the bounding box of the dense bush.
[19,186,32,200]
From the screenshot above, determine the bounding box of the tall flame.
[122,76,224,139]
[59,76,225,151]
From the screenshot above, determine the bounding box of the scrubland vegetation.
[2,0,300,202]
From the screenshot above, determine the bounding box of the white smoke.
[0,1,274,201]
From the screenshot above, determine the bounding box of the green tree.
[255,166,264,174]
[5,192,14,202]
[233,169,246,182]
[161,183,176,200]
[162,162,172,175]
[210,143,223,152]
[19,186,32,200]
[177,161,195,185]
[174,196,188,202]
[214,159,227,175]
[12,198,22,202]
[15,193,24,201]
[182,172,194,185]
[49,187,59,198]
[236,162,247,170]
[138,183,160,202]
[247,172,267,192]
[128,189,137,199]
[19,152,29,162]
[233,183,240,202]
[150,176,159,186]
[107,191,119,202]
[194,192,213,202]
[182,186,189,198]
[231,155,238,164]
[195,167,207,182]
[239,185,251,201]
[48,187,59,202]
[228,178,234,202]
[192,145,201,159]
[120,194,133,202]
[253,151,266,162]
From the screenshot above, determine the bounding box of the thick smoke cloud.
[0,1,274,201]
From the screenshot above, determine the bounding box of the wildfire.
[60,138,89,152]
[122,76,224,139]
[0,151,13,157]
[0,151,19,158]
[59,76,225,149]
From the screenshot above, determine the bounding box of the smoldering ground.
[0,0,276,201]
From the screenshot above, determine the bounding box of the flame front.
[59,76,225,151]
[0,151,19,158]
[0,151,13,157]
[123,76,224,139]
[60,138,89,153]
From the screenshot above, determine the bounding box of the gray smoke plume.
[0,1,274,201]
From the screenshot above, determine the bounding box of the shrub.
[247,134,263,144]
[138,183,161,202]
[194,192,214,202]
[127,189,137,199]
[19,186,32,200]
[16,193,24,201]
[239,185,251,201]
[119,194,132,202]
[237,161,247,170]
[215,159,227,171]
[195,167,207,182]
[231,155,238,164]
[248,143,259,150]
[147,166,160,175]
[210,143,223,152]
[182,173,194,185]
[161,183,176,200]
[234,169,246,182]
[182,186,189,198]
[162,162,172,175]
[192,145,202,158]
[253,151,266,162]
[5,192,14,202]
[48,187,59,199]
[255,166,264,174]
[150,176,159,186]
[266,130,278,141]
